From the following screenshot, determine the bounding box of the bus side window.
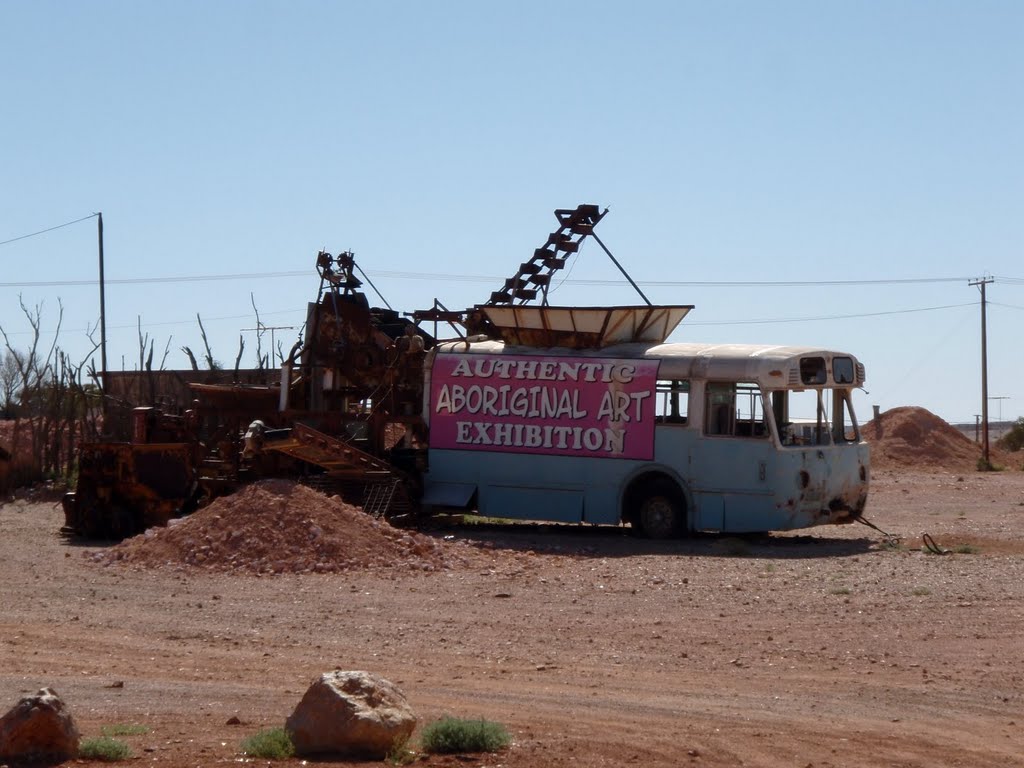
[704,383,734,436]
[655,379,690,425]
[706,382,768,438]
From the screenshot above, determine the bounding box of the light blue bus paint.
[421,340,869,536]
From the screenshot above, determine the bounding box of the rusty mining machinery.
[62,248,435,538]
[62,203,644,539]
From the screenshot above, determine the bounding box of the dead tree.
[0,297,99,484]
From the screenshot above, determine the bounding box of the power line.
[369,271,974,288]
[0,269,981,290]
[686,302,976,326]
[0,301,976,337]
[0,308,306,337]
[0,214,98,248]
[0,270,310,288]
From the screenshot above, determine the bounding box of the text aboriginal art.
[428,354,660,460]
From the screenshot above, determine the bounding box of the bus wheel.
[638,484,683,539]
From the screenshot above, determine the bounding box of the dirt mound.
[861,406,984,470]
[92,479,482,574]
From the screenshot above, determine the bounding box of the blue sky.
[2,1,1021,424]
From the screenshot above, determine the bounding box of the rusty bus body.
[421,338,868,537]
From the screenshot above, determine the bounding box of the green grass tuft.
[101,723,149,737]
[240,727,295,760]
[977,458,1004,472]
[420,717,511,754]
[387,735,417,765]
[80,736,131,761]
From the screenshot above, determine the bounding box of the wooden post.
[969,277,993,465]
[97,212,108,391]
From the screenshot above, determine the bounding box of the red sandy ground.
[2,405,1023,766]
[2,466,1024,768]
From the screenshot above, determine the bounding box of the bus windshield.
[771,388,860,447]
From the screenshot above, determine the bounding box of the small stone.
[0,687,80,763]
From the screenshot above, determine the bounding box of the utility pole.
[97,212,108,411]
[969,276,993,465]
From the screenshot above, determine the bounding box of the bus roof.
[433,340,866,389]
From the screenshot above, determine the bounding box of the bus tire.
[637,482,683,539]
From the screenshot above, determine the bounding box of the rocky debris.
[91,479,487,574]
[861,406,997,471]
[285,670,416,759]
[0,687,80,763]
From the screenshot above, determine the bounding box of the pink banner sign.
[429,353,660,460]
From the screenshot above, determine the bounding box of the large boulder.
[0,687,80,763]
[285,671,416,759]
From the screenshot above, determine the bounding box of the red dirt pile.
[861,406,985,471]
[92,479,481,574]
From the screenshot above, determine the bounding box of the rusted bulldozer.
[62,408,201,539]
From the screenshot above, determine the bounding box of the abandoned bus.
[420,309,868,537]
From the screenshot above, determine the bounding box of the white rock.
[285,670,416,759]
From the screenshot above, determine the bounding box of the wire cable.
[685,302,976,326]
[0,270,984,290]
[0,214,97,248]
[0,308,307,337]
[0,271,310,288]
[368,270,974,288]
[0,298,980,337]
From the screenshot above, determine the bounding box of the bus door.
[690,382,775,532]
[774,388,851,517]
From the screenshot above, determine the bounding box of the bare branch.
[234,335,245,377]
[250,292,264,370]
[159,336,173,371]
[137,316,147,372]
[196,314,216,369]
[181,346,199,371]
